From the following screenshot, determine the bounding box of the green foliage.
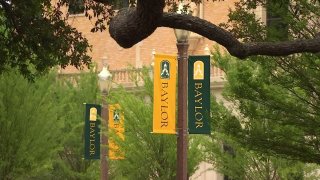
[222,0,320,41]
[265,0,290,41]
[0,0,148,78]
[107,68,204,179]
[210,0,320,166]
[47,72,100,180]
[211,46,320,165]
[220,2,266,42]
[0,70,63,179]
[0,69,101,179]
[0,0,123,78]
[205,95,320,179]
[0,0,92,78]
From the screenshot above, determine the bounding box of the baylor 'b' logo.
[89,107,97,121]
[160,60,170,79]
[113,109,120,124]
[193,61,204,80]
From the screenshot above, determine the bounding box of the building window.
[68,0,85,15]
[113,0,129,10]
[266,0,289,41]
[254,1,289,41]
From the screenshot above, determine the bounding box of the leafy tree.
[205,95,320,180]
[198,0,320,178]
[107,68,204,179]
[0,0,319,78]
[207,0,320,165]
[0,0,91,78]
[205,98,309,180]
[0,70,64,179]
[197,0,320,167]
[0,69,101,179]
[210,47,320,164]
[47,72,100,180]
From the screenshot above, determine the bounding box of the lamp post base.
[101,97,109,180]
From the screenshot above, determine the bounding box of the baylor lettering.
[161,82,169,127]
[194,83,204,128]
[89,122,96,155]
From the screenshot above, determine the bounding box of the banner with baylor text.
[108,104,125,160]
[84,103,101,159]
[188,56,211,134]
[153,54,177,134]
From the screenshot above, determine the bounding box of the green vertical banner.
[188,56,211,134]
[84,103,101,159]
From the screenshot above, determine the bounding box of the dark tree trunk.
[109,0,165,48]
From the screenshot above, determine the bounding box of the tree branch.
[160,13,320,59]
[105,1,320,59]
[159,13,245,57]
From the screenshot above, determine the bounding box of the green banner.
[84,103,101,159]
[188,56,211,134]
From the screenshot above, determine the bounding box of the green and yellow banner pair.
[152,54,211,135]
[84,104,124,160]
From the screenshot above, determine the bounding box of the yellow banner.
[108,104,124,160]
[153,54,177,134]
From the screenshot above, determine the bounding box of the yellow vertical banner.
[108,104,124,160]
[153,54,177,134]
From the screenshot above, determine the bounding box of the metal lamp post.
[98,58,112,180]
[174,28,190,180]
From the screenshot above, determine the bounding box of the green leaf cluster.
[221,0,320,41]
[208,0,320,169]
[212,42,320,164]
[204,93,320,179]
[0,69,100,179]
[0,70,62,179]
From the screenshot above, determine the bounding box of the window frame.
[68,0,85,15]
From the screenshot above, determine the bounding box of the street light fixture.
[174,29,190,43]
[98,58,113,93]
[98,57,112,180]
[174,25,190,180]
